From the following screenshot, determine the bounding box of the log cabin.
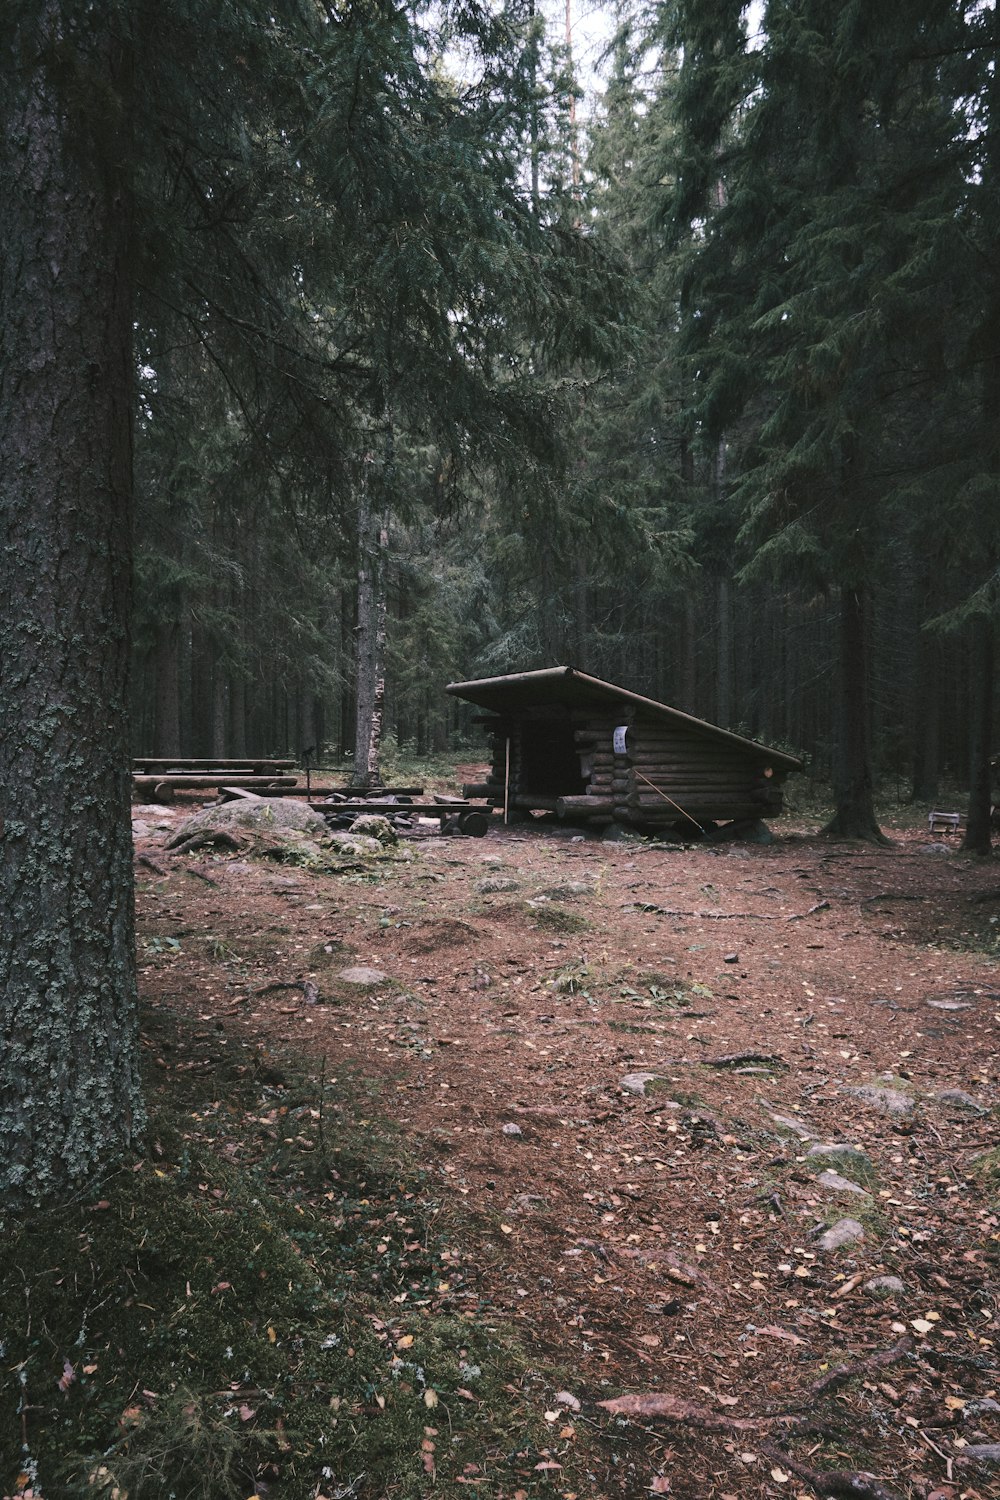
[447,665,803,834]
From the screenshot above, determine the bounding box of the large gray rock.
[535,881,597,900]
[349,814,398,846]
[935,1088,986,1113]
[767,1111,819,1142]
[620,1072,671,1097]
[817,1169,869,1197]
[167,797,327,847]
[806,1143,877,1187]
[328,830,383,856]
[337,967,388,988]
[864,1275,905,1295]
[841,1084,914,1116]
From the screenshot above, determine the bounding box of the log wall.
[467,705,792,831]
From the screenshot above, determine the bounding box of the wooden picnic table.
[133,757,296,773]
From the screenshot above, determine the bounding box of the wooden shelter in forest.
[447,666,803,834]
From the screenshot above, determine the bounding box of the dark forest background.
[127,0,1000,836]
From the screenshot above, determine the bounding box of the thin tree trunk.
[211,664,227,759]
[229,672,247,759]
[716,573,732,728]
[350,483,389,790]
[910,621,940,803]
[154,620,181,757]
[962,614,994,853]
[299,675,317,759]
[963,302,1000,851]
[713,435,733,727]
[0,1,144,1205]
[190,622,213,756]
[680,594,697,713]
[822,585,888,842]
[573,555,589,670]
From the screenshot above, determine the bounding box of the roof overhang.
[446,665,804,771]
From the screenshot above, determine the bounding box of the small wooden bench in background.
[928,810,963,835]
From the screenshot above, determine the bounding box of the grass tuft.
[0,1011,594,1500]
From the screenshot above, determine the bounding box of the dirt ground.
[131,778,1000,1500]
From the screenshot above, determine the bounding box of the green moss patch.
[524,903,591,934]
[0,1015,592,1500]
[970,1145,1000,1197]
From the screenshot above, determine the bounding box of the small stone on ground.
[337,967,388,988]
[818,1218,865,1252]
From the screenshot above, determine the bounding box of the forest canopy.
[127,0,1000,846]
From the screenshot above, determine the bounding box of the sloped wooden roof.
[446,665,804,771]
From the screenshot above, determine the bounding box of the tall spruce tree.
[1,0,144,1205]
[3,0,624,1202]
[666,0,971,839]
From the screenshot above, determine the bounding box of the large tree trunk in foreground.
[822,585,888,843]
[0,3,144,1206]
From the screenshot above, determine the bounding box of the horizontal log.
[133,757,296,771]
[628,809,779,822]
[316,800,474,817]
[622,753,755,767]
[510,795,559,812]
[556,795,614,816]
[625,736,772,754]
[626,789,778,804]
[133,774,297,789]
[630,781,779,794]
[628,767,743,780]
[627,786,763,799]
[462,782,502,799]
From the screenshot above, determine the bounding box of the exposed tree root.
[804,1336,912,1399]
[168,828,243,854]
[596,1391,802,1434]
[598,1338,915,1495]
[706,1051,787,1069]
[759,1441,906,1500]
[254,978,321,1005]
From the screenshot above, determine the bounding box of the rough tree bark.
[0,1,145,1205]
[962,612,994,854]
[909,596,940,804]
[349,476,389,791]
[153,619,182,757]
[822,585,889,843]
[963,318,1000,853]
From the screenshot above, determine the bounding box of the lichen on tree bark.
[0,1,145,1205]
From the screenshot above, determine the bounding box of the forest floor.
[115,771,1000,1500]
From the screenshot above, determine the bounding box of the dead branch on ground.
[805,1336,912,1399]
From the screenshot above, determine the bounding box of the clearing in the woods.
[7,778,999,1500]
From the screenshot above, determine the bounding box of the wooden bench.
[928,810,962,834]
